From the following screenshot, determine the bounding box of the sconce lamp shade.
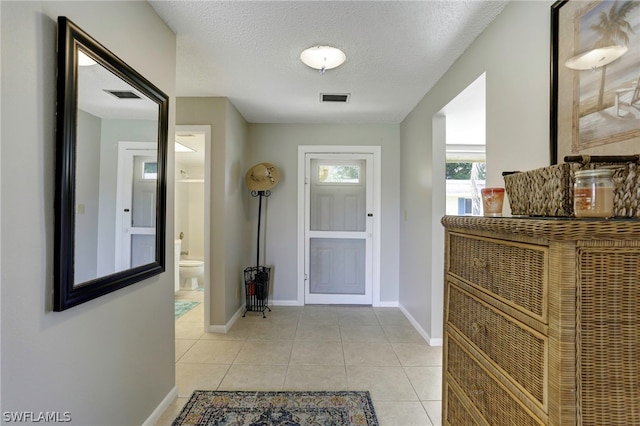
[300,46,346,72]
[565,45,628,70]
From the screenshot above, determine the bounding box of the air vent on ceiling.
[320,93,350,103]
[104,89,141,99]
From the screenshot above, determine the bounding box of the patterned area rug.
[174,300,199,319]
[172,390,379,426]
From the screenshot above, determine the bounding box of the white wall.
[176,98,251,327]
[175,162,190,250]
[175,165,205,261]
[1,1,4,407]
[1,2,176,424]
[188,182,205,259]
[75,110,101,283]
[247,124,401,304]
[224,103,252,320]
[400,1,552,342]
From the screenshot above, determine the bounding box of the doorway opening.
[174,125,211,330]
[443,73,486,215]
[430,72,486,345]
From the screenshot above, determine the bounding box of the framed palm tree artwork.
[551,0,640,164]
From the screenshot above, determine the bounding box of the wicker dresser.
[441,216,640,425]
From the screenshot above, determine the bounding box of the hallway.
[156,293,442,425]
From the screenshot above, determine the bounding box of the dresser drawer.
[448,233,547,322]
[577,246,640,425]
[447,284,547,408]
[446,335,544,426]
[445,382,482,426]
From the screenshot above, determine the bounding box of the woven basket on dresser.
[504,160,639,217]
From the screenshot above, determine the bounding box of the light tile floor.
[156,290,443,425]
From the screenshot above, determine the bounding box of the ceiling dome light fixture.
[78,50,97,66]
[300,45,346,75]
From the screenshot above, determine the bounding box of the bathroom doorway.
[174,125,210,330]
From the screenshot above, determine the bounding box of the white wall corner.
[431,114,447,342]
[141,386,178,426]
[398,304,443,347]
[208,303,245,333]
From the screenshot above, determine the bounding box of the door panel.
[131,234,155,268]
[305,155,372,304]
[310,161,366,232]
[310,238,365,295]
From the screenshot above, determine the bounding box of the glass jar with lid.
[573,169,614,218]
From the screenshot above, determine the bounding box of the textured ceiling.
[149,1,508,124]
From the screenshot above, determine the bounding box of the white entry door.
[304,153,373,304]
[115,142,157,271]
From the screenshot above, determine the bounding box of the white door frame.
[115,141,157,272]
[297,145,381,306]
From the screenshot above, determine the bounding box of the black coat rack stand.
[243,190,272,318]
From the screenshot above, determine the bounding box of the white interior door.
[304,154,373,304]
[115,142,157,271]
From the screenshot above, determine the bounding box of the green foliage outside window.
[319,165,360,183]
[446,162,486,180]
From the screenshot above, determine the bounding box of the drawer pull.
[471,322,487,336]
[470,384,485,397]
[472,257,488,269]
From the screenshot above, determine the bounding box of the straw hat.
[245,163,280,191]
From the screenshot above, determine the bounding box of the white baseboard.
[375,300,399,308]
[271,299,304,306]
[398,304,443,347]
[208,304,245,333]
[142,385,178,426]
[270,300,399,307]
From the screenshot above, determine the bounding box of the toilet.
[179,259,204,290]
[175,238,204,290]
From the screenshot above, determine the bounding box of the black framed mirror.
[54,17,168,311]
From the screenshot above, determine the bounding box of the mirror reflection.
[74,49,160,286]
[54,16,168,311]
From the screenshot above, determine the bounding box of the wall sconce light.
[565,45,628,71]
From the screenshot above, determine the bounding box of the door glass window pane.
[318,164,360,184]
[142,161,157,180]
